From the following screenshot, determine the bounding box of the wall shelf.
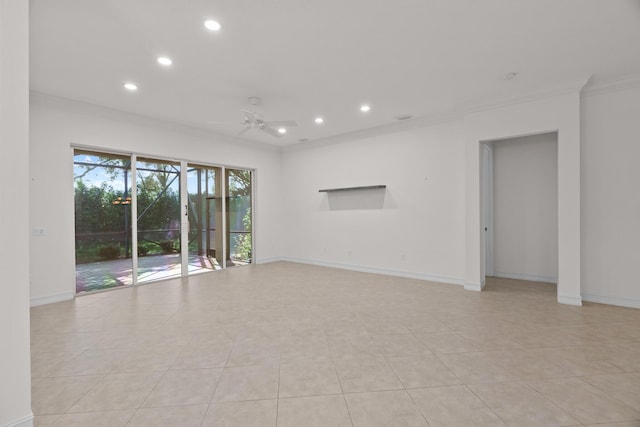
[319,185,386,193]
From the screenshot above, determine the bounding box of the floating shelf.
[318,185,386,193]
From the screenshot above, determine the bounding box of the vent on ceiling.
[395,114,413,121]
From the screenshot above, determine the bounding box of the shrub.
[159,240,176,254]
[97,245,120,260]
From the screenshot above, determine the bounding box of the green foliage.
[233,207,252,261]
[74,159,181,263]
[97,245,121,260]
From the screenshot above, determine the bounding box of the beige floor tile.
[33,415,60,427]
[127,405,209,427]
[488,350,571,380]
[29,263,640,427]
[225,336,281,367]
[278,395,352,427]
[30,331,103,354]
[212,365,279,402]
[345,390,428,427]
[142,368,223,407]
[68,372,163,412]
[409,385,507,426]
[278,360,342,398]
[584,422,640,427]
[438,352,518,384]
[202,399,277,427]
[582,373,640,412]
[387,355,461,388]
[532,347,624,377]
[50,410,134,427]
[280,336,331,362]
[111,346,181,373]
[416,331,480,353]
[370,334,431,356]
[455,328,526,351]
[528,377,640,424]
[56,348,129,376]
[334,356,403,393]
[328,334,379,359]
[31,375,102,415]
[170,338,233,367]
[403,315,451,334]
[31,350,83,378]
[606,342,640,372]
[470,382,580,426]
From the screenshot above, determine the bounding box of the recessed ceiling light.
[157,56,172,66]
[204,19,221,31]
[278,128,287,134]
[315,117,324,124]
[360,104,371,112]
[123,82,138,91]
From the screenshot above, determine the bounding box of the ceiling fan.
[211,97,297,138]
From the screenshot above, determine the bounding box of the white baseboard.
[30,292,74,307]
[279,257,465,286]
[557,294,583,306]
[582,293,640,309]
[493,271,557,284]
[2,413,34,427]
[464,281,484,292]
[255,257,284,265]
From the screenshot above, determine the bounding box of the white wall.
[0,0,33,425]
[29,94,283,304]
[281,120,466,284]
[581,84,640,307]
[492,133,558,282]
[28,81,640,310]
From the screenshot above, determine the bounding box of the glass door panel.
[187,164,222,273]
[226,168,253,267]
[74,150,133,294]
[136,157,181,283]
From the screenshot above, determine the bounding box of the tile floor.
[31,262,640,426]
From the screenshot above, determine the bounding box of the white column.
[0,0,34,425]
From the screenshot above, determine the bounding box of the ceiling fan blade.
[261,126,281,137]
[236,126,251,137]
[242,110,256,122]
[266,120,297,128]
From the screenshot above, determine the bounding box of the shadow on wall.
[319,188,396,211]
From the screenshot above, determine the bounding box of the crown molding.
[459,76,591,115]
[282,110,461,153]
[29,91,282,153]
[283,78,592,153]
[582,73,640,97]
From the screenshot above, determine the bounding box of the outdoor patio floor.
[75,254,219,294]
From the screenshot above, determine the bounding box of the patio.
[75,254,219,294]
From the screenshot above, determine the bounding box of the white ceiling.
[30,0,640,146]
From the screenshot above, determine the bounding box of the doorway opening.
[482,132,558,292]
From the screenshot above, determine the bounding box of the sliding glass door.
[187,164,222,273]
[136,157,182,283]
[74,151,133,294]
[226,168,253,267]
[73,149,254,293]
